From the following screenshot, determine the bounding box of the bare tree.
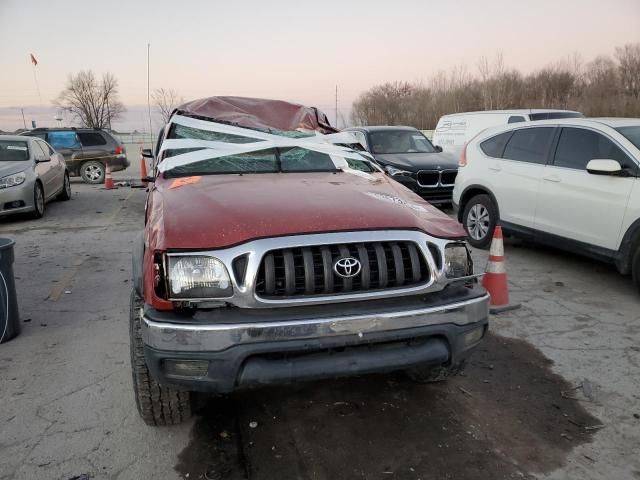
[54,70,125,129]
[615,44,640,100]
[153,88,184,124]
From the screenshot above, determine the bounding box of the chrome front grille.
[255,241,429,298]
[417,169,458,187]
[166,231,451,308]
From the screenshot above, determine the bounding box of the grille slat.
[283,249,296,295]
[390,242,405,286]
[373,242,389,289]
[407,243,422,282]
[302,248,315,295]
[264,253,276,294]
[321,246,334,294]
[256,240,430,299]
[356,243,370,290]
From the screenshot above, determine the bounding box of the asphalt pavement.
[0,171,639,480]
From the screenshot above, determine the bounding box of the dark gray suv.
[21,128,130,184]
[344,126,459,205]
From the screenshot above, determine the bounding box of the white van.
[432,109,583,156]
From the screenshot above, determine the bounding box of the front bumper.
[0,179,36,217]
[140,286,489,392]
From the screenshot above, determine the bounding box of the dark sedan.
[344,126,458,205]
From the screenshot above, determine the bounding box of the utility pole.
[147,42,153,148]
[335,85,338,128]
[20,108,27,130]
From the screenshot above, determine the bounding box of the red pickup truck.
[130,97,489,425]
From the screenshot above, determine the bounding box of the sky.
[1,0,639,131]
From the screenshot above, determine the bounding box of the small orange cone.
[482,226,520,314]
[104,160,115,190]
[140,151,149,186]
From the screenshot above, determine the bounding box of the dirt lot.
[0,173,639,480]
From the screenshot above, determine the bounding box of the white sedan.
[0,135,71,218]
[453,118,640,291]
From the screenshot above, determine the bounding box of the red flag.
[30,53,38,66]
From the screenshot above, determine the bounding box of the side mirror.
[586,159,623,176]
[141,148,154,159]
[434,145,443,153]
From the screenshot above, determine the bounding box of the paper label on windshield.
[6,146,27,151]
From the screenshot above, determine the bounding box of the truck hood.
[147,171,465,250]
[374,152,458,171]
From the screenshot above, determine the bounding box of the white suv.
[453,118,640,291]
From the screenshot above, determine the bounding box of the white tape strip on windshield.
[157,114,367,173]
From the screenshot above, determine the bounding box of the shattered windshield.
[163,121,375,176]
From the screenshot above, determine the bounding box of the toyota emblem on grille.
[333,257,361,278]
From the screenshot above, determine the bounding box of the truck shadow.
[176,333,599,480]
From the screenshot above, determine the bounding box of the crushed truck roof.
[173,96,338,134]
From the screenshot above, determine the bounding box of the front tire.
[462,194,497,249]
[57,172,71,201]
[80,161,105,184]
[130,289,191,426]
[31,182,45,219]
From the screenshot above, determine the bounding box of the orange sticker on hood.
[169,176,202,189]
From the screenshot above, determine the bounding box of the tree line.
[351,43,640,129]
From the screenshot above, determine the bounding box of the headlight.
[384,165,413,177]
[444,243,473,278]
[167,256,232,299]
[0,172,26,189]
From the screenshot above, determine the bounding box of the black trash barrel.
[0,238,20,343]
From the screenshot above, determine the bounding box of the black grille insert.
[417,169,458,187]
[417,170,439,186]
[256,241,430,298]
[440,170,458,185]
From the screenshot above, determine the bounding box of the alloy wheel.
[84,164,102,182]
[466,204,490,241]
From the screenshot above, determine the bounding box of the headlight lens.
[167,256,232,299]
[0,172,26,189]
[384,165,413,177]
[444,243,473,278]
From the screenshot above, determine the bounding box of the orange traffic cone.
[104,160,115,190]
[140,151,149,186]
[482,226,520,314]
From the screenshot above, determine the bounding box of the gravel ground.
[0,174,638,480]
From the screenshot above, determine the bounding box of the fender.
[616,218,640,275]
[132,231,144,297]
[457,184,501,224]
